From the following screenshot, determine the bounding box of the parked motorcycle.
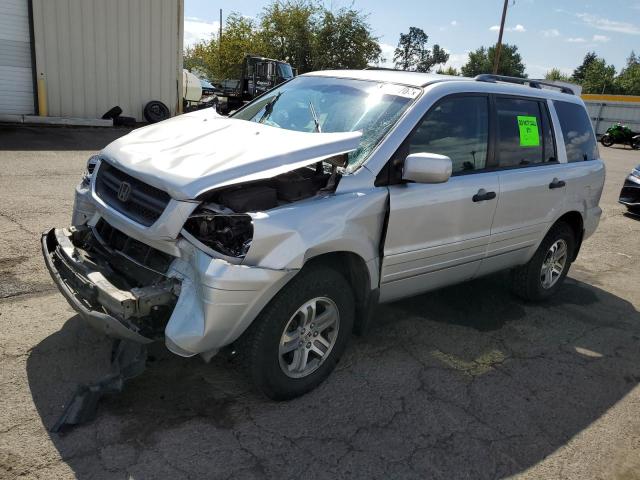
[600,123,640,149]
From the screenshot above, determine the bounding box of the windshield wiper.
[308,100,321,133]
[258,92,283,124]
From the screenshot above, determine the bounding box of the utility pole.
[492,0,509,74]
[219,9,223,76]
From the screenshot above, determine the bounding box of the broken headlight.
[184,207,254,258]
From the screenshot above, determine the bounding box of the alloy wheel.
[540,239,568,289]
[278,297,340,379]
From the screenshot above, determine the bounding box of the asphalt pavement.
[0,125,639,479]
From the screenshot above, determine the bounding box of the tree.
[460,44,525,77]
[615,51,640,95]
[572,52,598,83]
[393,27,449,72]
[313,8,381,70]
[184,1,386,79]
[183,13,264,80]
[544,68,571,82]
[259,0,319,74]
[581,58,616,94]
[436,66,460,76]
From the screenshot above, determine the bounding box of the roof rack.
[363,66,402,71]
[474,74,575,95]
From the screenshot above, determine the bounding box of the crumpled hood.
[100,109,362,200]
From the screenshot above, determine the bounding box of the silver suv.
[43,70,605,399]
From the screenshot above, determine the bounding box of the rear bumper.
[42,228,160,343]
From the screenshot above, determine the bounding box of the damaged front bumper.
[42,222,297,357]
[42,228,173,344]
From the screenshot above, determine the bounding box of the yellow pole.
[37,72,48,116]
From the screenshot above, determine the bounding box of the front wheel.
[600,134,614,147]
[511,222,576,301]
[241,264,354,400]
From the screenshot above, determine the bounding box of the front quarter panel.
[244,182,388,289]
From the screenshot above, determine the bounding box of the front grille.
[95,162,170,226]
[94,219,174,275]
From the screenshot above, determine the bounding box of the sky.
[184,0,640,78]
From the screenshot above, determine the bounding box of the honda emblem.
[117,181,132,202]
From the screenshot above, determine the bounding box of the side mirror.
[402,152,452,184]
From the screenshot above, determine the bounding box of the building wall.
[31,0,183,121]
[583,94,640,137]
[0,0,34,115]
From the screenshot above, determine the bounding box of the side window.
[495,97,555,167]
[407,96,489,174]
[553,100,599,162]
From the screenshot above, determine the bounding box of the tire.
[600,134,614,147]
[113,115,136,127]
[241,264,355,400]
[143,100,170,123]
[632,138,640,150]
[101,106,122,120]
[510,222,576,301]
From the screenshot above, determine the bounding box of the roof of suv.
[304,69,462,87]
[304,69,581,100]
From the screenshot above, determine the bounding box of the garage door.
[0,0,34,115]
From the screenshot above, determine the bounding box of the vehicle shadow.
[26,275,640,479]
[0,125,132,151]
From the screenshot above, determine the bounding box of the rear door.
[380,94,499,302]
[479,95,567,276]
[550,100,604,223]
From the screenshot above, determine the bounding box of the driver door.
[379,94,499,302]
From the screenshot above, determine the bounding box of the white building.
[0,0,184,122]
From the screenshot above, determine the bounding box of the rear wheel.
[600,134,614,147]
[242,265,354,400]
[511,222,575,301]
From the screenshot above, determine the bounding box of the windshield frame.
[230,75,423,171]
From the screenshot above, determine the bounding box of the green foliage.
[436,66,460,76]
[544,68,571,82]
[580,58,616,94]
[568,52,617,94]
[183,13,264,80]
[393,27,449,72]
[313,8,382,70]
[614,51,640,95]
[185,1,381,80]
[259,0,319,74]
[571,52,598,83]
[460,44,526,78]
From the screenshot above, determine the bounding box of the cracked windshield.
[233,76,421,167]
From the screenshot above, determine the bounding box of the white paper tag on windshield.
[376,83,421,98]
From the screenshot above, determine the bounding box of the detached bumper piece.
[619,176,640,212]
[51,339,147,433]
[41,226,177,343]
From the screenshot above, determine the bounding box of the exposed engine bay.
[183,155,346,258]
[52,221,178,339]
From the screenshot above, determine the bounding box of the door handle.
[549,178,566,189]
[472,189,497,202]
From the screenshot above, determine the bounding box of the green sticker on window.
[517,115,540,147]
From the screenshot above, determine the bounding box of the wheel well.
[554,211,584,261]
[302,252,374,334]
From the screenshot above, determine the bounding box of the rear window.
[553,101,599,162]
